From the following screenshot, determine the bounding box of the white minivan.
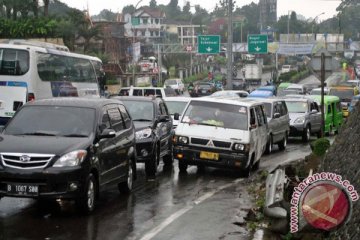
[173,98,268,176]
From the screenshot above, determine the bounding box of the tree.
[182,1,190,14]
[166,0,181,17]
[149,0,157,8]
[122,5,135,14]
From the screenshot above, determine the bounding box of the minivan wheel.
[265,135,273,154]
[118,159,134,193]
[278,133,287,151]
[76,173,97,214]
[302,126,311,142]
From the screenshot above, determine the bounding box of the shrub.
[311,138,331,157]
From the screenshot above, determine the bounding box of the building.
[164,19,202,45]
[259,0,277,30]
[123,6,166,44]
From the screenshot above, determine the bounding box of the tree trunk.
[43,0,49,17]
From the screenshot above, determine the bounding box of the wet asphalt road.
[0,138,313,240]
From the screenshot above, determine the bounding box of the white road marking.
[139,178,243,240]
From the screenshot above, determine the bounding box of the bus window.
[0,49,29,76]
[37,53,97,83]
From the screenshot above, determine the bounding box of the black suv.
[0,98,136,213]
[114,96,173,177]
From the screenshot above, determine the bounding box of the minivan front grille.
[1,153,55,169]
[190,138,231,149]
[191,138,208,145]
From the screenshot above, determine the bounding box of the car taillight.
[28,93,35,102]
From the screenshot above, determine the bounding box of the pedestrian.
[152,76,157,87]
[104,86,110,98]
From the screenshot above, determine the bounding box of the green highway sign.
[247,34,268,54]
[198,35,220,54]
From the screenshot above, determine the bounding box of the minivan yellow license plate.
[200,151,219,160]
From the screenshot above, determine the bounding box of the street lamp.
[311,12,325,36]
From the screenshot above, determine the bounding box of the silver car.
[284,98,322,142]
[260,99,290,154]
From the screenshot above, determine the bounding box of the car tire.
[76,173,97,214]
[265,135,273,154]
[163,142,174,167]
[302,126,311,142]
[118,159,134,193]
[278,133,287,151]
[242,155,254,178]
[178,161,188,173]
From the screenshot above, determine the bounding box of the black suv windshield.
[181,101,248,130]
[122,100,154,121]
[5,106,95,137]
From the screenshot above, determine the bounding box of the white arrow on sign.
[206,47,213,52]
[255,46,261,52]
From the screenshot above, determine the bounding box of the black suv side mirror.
[273,113,281,119]
[174,113,180,121]
[100,129,116,139]
[158,115,170,123]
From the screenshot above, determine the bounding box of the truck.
[244,64,262,91]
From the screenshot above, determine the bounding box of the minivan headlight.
[233,143,250,152]
[53,150,87,167]
[136,128,152,140]
[178,136,189,144]
[294,117,305,124]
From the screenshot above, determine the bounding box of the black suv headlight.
[53,150,87,167]
[136,128,152,140]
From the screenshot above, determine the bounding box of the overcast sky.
[59,0,341,21]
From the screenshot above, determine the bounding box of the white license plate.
[7,184,39,196]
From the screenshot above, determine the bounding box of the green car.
[277,82,292,96]
[307,95,343,135]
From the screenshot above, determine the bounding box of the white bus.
[0,41,103,125]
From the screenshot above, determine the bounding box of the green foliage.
[214,56,226,65]
[105,79,119,85]
[184,72,207,83]
[0,18,58,38]
[311,138,331,157]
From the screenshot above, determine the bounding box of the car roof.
[248,90,274,97]
[250,98,285,104]
[163,96,191,102]
[112,96,160,102]
[284,97,311,102]
[257,85,276,90]
[307,95,340,103]
[189,97,262,107]
[27,97,118,109]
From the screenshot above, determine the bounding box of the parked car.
[232,78,248,90]
[163,97,191,128]
[192,82,216,97]
[307,95,343,135]
[256,85,277,96]
[173,98,268,176]
[248,90,274,98]
[118,86,177,98]
[0,98,137,213]
[329,86,359,117]
[114,96,173,177]
[310,87,330,95]
[163,78,185,94]
[284,98,322,142]
[285,84,307,95]
[257,98,290,154]
[210,90,249,99]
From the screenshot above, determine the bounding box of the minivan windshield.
[165,79,177,85]
[5,106,95,137]
[165,101,188,115]
[285,101,308,113]
[121,100,154,121]
[181,101,248,130]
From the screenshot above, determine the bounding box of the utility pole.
[226,0,233,90]
[320,52,325,137]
